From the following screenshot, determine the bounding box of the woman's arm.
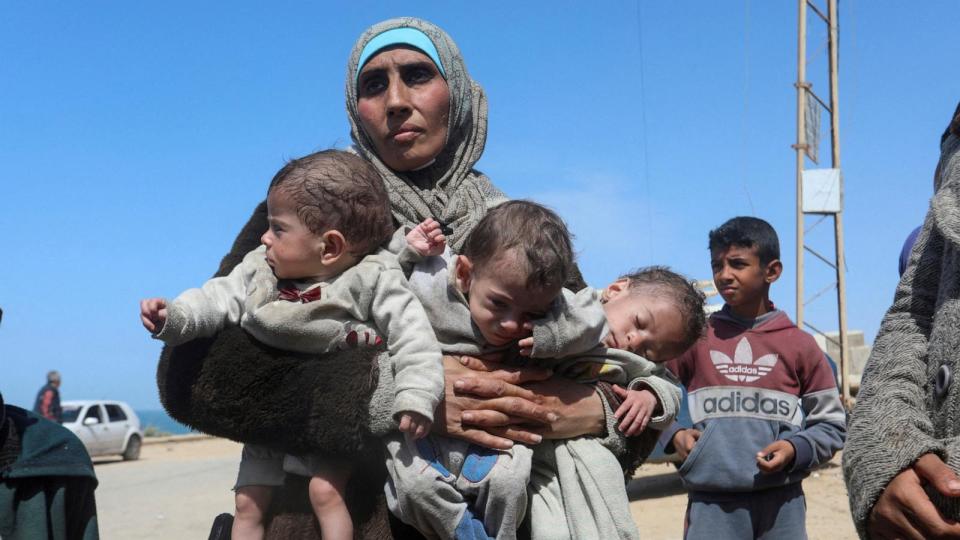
[843,202,948,536]
[158,325,384,456]
[450,355,663,474]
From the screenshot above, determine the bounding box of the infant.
[141,150,443,540]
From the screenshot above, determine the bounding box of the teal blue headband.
[355,27,446,85]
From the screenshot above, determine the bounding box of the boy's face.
[261,189,327,280]
[602,280,687,362]
[710,244,781,310]
[455,251,558,347]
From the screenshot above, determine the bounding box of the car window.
[105,404,127,422]
[62,405,81,423]
[84,405,103,423]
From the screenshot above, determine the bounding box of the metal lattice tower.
[793,0,851,407]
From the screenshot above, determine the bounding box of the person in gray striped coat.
[844,101,960,538]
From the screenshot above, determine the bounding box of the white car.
[61,400,143,460]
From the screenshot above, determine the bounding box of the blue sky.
[1,2,957,409]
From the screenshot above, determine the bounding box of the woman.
[159,17,645,538]
[843,102,960,539]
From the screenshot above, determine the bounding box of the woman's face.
[356,47,450,172]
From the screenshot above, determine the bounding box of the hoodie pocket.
[678,418,792,492]
[677,421,717,476]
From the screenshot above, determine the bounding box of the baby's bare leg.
[232,485,272,540]
[308,461,353,540]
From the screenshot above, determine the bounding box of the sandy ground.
[629,458,856,539]
[94,437,856,539]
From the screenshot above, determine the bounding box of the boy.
[662,216,846,540]
[387,202,705,540]
[140,150,443,540]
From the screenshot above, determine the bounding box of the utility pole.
[793,0,851,407]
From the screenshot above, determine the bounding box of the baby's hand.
[140,298,168,333]
[406,218,446,257]
[515,322,536,356]
[399,411,433,440]
[518,336,535,356]
[612,385,658,436]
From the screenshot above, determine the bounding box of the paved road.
[94,437,241,539]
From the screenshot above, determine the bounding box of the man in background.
[34,369,63,423]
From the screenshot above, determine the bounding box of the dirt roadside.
[94,437,856,539]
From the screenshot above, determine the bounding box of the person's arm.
[657,350,697,456]
[777,347,846,474]
[366,354,560,448]
[444,355,649,462]
[522,376,606,440]
[523,288,607,358]
[384,225,428,276]
[159,324,387,456]
[867,454,960,539]
[153,249,254,345]
[37,388,56,420]
[371,267,444,423]
[843,206,948,536]
[52,389,62,423]
[621,372,679,431]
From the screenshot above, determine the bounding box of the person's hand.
[756,440,795,474]
[611,385,658,436]
[868,453,960,540]
[140,298,168,333]
[433,355,556,449]
[514,321,535,356]
[398,411,432,440]
[406,218,446,257]
[672,428,701,460]
[518,336,534,356]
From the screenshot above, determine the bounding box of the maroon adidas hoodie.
[663,306,846,493]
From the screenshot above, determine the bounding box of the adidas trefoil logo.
[710,337,778,382]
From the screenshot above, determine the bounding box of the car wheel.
[122,435,141,461]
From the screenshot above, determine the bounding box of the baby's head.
[601,267,706,362]
[454,200,575,347]
[262,150,394,280]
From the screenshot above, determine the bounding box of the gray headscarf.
[345,17,506,251]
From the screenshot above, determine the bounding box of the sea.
[136,409,194,436]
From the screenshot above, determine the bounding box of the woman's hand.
[868,453,960,539]
[454,354,606,441]
[433,355,557,449]
[521,376,605,440]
